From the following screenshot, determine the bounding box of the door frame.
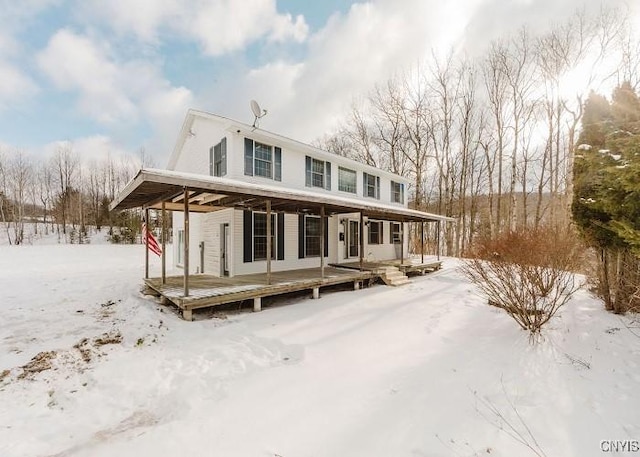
[221,223,230,277]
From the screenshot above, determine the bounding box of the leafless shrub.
[460,226,583,337]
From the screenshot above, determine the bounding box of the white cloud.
[36,29,193,132]
[0,60,37,111]
[212,0,480,142]
[79,0,309,55]
[42,135,134,164]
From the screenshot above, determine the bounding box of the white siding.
[201,209,234,277]
[171,116,234,176]
[172,212,203,274]
[232,210,339,276]
[225,132,408,207]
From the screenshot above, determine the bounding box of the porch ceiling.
[110,168,455,223]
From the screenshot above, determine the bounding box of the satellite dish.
[250,99,267,128]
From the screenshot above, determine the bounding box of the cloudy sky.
[0,0,638,164]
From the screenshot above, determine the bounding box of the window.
[253,213,276,261]
[391,223,402,244]
[298,215,328,258]
[177,230,185,265]
[305,156,331,190]
[338,167,356,193]
[244,211,284,263]
[254,142,273,178]
[391,181,404,204]
[368,221,383,244]
[305,216,322,257]
[244,138,282,181]
[210,137,227,177]
[363,172,380,199]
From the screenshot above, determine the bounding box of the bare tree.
[6,150,32,244]
[51,144,78,236]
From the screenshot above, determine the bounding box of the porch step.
[379,266,410,287]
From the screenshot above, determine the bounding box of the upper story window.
[244,138,282,181]
[210,137,227,177]
[391,181,405,204]
[338,167,356,193]
[363,172,380,199]
[305,156,331,190]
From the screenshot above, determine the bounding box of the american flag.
[142,219,162,257]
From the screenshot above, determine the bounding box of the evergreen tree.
[572,83,640,312]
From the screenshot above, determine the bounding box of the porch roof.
[110,168,454,223]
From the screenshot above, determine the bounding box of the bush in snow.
[460,226,583,336]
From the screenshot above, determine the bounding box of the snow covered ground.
[1,241,639,457]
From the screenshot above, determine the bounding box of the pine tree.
[572,83,640,312]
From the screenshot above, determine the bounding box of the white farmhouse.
[112,109,451,319]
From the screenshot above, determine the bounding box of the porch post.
[266,200,272,285]
[183,187,189,297]
[359,212,364,272]
[161,202,166,285]
[421,221,425,264]
[320,206,325,280]
[144,207,149,279]
[436,220,441,261]
[400,219,404,266]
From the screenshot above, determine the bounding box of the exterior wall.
[232,211,339,276]
[335,213,409,264]
[171,116,231,175]
[201,208,235,277]
[172,212,203,274]
[168,112,413,275]
[226,129,408,206]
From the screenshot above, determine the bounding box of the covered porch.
[110,168,454,320]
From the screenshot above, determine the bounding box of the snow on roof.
[111,168,454,223]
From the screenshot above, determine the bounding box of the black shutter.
[400,183,404,204]
[274,147,282,181]
[277,212,285,260]
[390,181,394,202]
[209,146,214,176]
[243,210,253,262]
[221,137,227,176]
[363,172,367,197]
[376,176,381,199]
[325,161,331,190]
[381,221,385,244]
[324,216,329,257]
[298,214,305,258]
[244,138,254,176]
[305,156,312,187]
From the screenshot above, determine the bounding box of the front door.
[221,223,230,276]
[348,220,359,258]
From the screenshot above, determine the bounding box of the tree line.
[0,145,144,244]
[316,6,639,258]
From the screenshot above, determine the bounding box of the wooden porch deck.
[144,266,374,320]
[332,259,442,275]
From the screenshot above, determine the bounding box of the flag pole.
[161,202,166,285]
[144,207,149,280]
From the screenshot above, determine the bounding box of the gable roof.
[166,109,411,184]
[110,168,453,223]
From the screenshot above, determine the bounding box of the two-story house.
[166,110,437,276]
[111,109,451,318]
